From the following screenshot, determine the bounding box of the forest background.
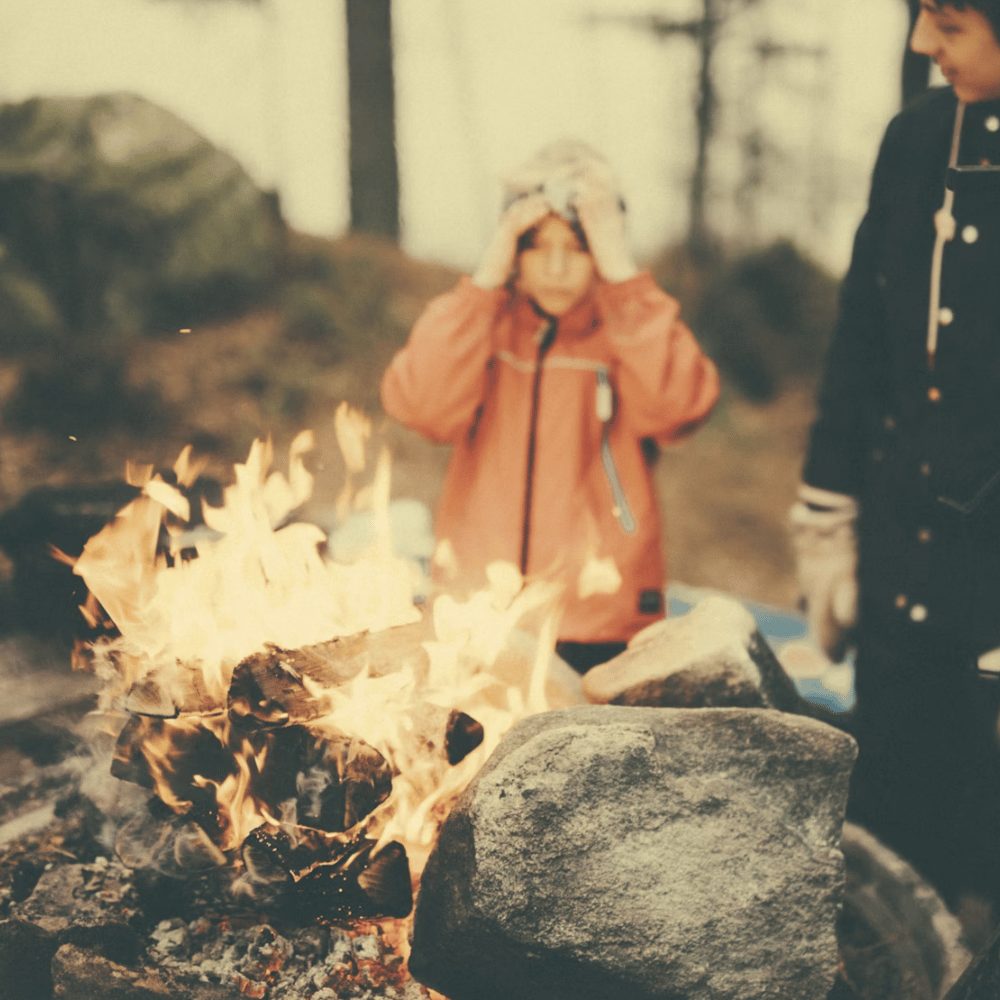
[0,0,936,625]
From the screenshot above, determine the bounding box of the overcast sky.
[2,0,914,272]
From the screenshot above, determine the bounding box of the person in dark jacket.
[792,0,1000,914]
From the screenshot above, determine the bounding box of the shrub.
[4,337,168,434]
[0,257,65,356]
[654,240,838,401]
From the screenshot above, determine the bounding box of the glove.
[789,484,859,662]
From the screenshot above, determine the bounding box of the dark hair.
[516,219,590,256]
[935,0,1000,39]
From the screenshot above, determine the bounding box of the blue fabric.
[666,584,856,713]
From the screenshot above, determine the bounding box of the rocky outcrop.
[0,92,283,344]
[410,705,857,1000]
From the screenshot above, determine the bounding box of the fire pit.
[0,416,976,999]
[0,417,578,999]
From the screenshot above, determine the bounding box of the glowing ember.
[71,407,565,913]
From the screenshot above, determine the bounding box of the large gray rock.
[410,705,857,1000]
[0,92,283,340]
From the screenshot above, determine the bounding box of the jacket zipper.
[520,318,557,575]
[597,369,637,534]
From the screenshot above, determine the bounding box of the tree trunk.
[346,0,400,239]
[689,0,719,258]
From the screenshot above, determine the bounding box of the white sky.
[1,0,913,273]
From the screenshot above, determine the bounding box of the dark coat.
[804,87,1000,655]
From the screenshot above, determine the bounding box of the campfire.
[25,406,568,996]
[0,406,976,1000]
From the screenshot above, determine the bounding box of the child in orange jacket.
[381,140,719,673]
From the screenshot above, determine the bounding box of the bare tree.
[590,0,764,258]
[346,0,400,239]
[733,37,829,245]
[148,0,401,240]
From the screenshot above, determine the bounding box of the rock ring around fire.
[410,705,857,1000]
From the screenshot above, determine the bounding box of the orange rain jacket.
[380,272,720,643]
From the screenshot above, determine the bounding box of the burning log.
[123,667,220,719]
[114,805,228,877]
[251,726,393,833]
[227,621,430,729]
[227,630,484,767]
[110,713,408,899]
[111,716,234,804]
[296,839,412,922]
[241,827,413,922]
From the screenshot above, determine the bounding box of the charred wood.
[241,828,412,922]
[444,710,484,766]
[115,805,227,877]
[251,727,392,834]
[240,826,294,905]
[123,667,219,719]
[295,838,412,922]
[227,621,430,730]
[111,717,235,808]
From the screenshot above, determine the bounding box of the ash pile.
[0,626,458,999]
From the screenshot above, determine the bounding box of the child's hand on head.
[472,193,551,289]
[574,180,638,284]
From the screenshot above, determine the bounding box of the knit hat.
[501,139,624,220]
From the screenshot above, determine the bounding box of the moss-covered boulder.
[0,91,284,344]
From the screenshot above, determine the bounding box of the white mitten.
[789,484,859,661]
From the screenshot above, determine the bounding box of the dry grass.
[0,232,815,611]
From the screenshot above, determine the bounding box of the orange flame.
[75,407,565,875]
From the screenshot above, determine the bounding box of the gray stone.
[410,705,856,1000]
[0,861,143,999]
[582,595,806,714]
[7,861,143,970]
[0,916,55,1000]
[0,92,283,338]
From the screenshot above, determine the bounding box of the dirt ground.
[0,233,814,612]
